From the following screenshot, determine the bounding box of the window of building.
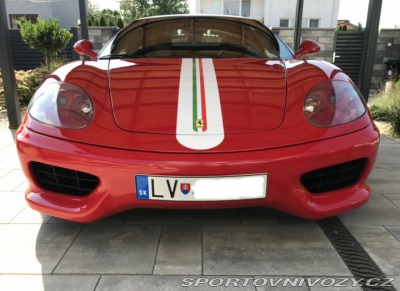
[224,0,240,16]
[309,19,320,28]
[208,0,251,17]
[280,19,290,27]
[9,14,38,29]
[241,0,251,17]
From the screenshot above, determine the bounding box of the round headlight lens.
[304,81,366,127]
[29,81,94,129]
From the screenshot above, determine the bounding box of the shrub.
[99,16,106,26]
[0,58,68,109]
[0,69,4,111]
[17,17,72,70]
[369,80,400,135]
[117,18,124,28]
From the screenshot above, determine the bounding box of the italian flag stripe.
[192,59,209,132]
[199,59,208,132]
[176,58,224,150]
[192,58,198,132]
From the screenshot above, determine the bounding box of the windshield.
[104,17,282,59]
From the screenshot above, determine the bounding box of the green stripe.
[192,58,198,132]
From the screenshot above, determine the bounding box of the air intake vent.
[30,162,99,196]
[301,159,366,194]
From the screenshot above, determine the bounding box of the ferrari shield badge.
[196,119,204,128]
[180,183,191,195]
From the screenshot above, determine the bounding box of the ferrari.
[16,15,379,222]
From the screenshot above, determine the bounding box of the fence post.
[70,27,79,61]
[0,0,21,129]
[359,0,382,101]
[294,0,304,51]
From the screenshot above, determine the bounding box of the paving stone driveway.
[0,128,399,291]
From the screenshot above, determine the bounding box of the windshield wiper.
[99,54,137,60]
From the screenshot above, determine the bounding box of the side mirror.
[294,40,320,58]
[73,40,98,60]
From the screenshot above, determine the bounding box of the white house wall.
[6,1,53,28]
[264,0,340,28]
[195,0,340,28]
[5,0,81,29]
[50,1,81,28]
[250,0,264,20]
[199,0,263,18]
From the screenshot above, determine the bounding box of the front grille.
[300,159,366,194]
[30,162,99,196]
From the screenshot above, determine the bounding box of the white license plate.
[135,174,267,201]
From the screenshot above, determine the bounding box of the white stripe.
[176,58,224,150]
[196,58,202,121]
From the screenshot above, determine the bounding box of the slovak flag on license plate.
[180,183,191,195]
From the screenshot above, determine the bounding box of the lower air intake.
[301,159,366,194]
[30,162,99,196]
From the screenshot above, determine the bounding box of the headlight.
[304,81,366,127]
[29,81,94,129]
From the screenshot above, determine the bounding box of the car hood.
[108,58,286,135]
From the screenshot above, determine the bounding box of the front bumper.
[16,124,379,222]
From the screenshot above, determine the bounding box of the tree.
[120,0,150,23]
[117,18,125,28]
[355,22,363,31]
[149,0,189,16]
[120,0,189,23]
[17,17,72,70]
[99,16,106,26]
[88,1,121,27]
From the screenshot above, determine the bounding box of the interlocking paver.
[202,225,351,276]
[393,277,400,290]
[0,192,27,223]
[0,275,99,291]
[345,225,400,276]
[153,225,202,275]
[384,194,400,209]
[96,275,257,291]
[339,194,400,226]
[0,224,82,274]
[10,207,52,224]
[54,225,162,274]
[127,209,241,225]
[0,170,26,191]
[305,277,363,291]
[239,208,279,225]
[386,226,400,242]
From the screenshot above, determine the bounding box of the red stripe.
[199,59,207,132]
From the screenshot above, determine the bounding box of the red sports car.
[16,15,379,222]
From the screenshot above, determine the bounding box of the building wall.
[372,29,400,88]
[199,0,264,17]
[264,0,339,28]
[49,1,81,28]
[196,0,340,28]
[5,0,82,29]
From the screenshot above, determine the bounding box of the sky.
[339,0,400,29]
[91,0,400,29]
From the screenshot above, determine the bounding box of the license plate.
[135,174,267,201]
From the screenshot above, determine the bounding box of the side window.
[309,19,320,28]
[279,19,290,28]
[275,35,294,59]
